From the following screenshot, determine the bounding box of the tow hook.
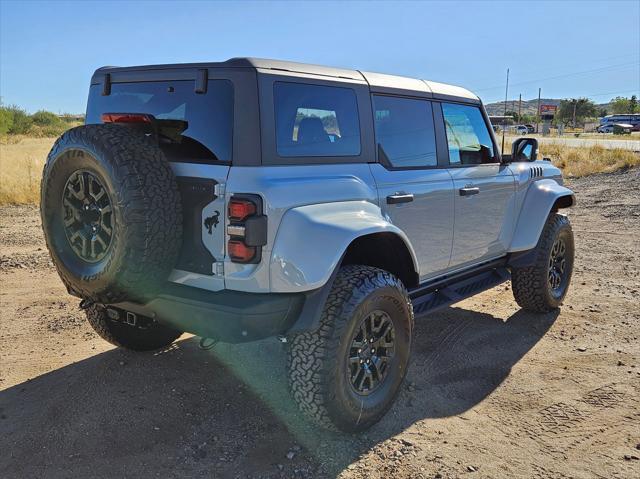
[79,299,94,310]
[199,337,218,350]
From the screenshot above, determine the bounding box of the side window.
[372,95,437,168]
[442,103,496,165]
[274,82,361,157]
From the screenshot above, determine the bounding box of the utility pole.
[536,88,541,133]
[501,68,509,154]
[572,100,577,129]
[518,93,522,124]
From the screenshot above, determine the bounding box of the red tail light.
[228,199,257,221]
[228,240,256,262]
[101,113,153,124]
[227,195,266,264]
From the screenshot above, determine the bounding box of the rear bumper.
[111,283,305,343]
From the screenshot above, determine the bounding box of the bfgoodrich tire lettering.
[287,265,414,432]
[511,213,575,312]
[40,124,182,303]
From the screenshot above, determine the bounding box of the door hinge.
[214,262,224,276]
[214,182,226,198]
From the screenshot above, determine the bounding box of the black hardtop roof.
[92,57,478,101]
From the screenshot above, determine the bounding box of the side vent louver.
[530,166,544,179]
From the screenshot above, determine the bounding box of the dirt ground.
[1,169,639,479]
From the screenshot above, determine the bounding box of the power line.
[582,89,640,98]
[473,61,639,92]
[485,52,638,81]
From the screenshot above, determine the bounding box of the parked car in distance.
[525,124,535,133]
[515,124,529,135]
[597,123,633,134]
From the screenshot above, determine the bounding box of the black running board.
[409,266,510,316]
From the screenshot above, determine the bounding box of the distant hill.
[484,98,612,116]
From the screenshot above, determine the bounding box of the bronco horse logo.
[204,210,220,234]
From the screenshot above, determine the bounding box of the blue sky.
[1,0,638,113]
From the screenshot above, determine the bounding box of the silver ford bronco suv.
[40,58,575,432]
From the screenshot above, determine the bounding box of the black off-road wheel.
[40,124,182,304]
[511,213,574,313]
[287,265,414,432]
[86,304,182,351]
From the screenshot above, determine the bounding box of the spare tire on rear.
[40,124,182,304]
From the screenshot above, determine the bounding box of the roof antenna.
[501,68,509,154]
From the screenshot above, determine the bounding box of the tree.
[630,95,638,113]
[520,113,536,124]
[504,110,519,122]
[557,98,597,127]
[610,96,631,114]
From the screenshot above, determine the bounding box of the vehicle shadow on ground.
[0,306,558,478]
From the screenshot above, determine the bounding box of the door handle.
[459,187,480,197]
[386,193,414,204]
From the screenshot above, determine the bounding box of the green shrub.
[31,110,62,127]
[4,106,33,134]
[0,107,13,135]
[613,124,631,135]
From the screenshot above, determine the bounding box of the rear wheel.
[86,304,182,351]
[287,265,413,432]
[511,213,574,312]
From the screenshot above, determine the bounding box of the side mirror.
[511,137,538,162]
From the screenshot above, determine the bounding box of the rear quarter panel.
[225,164,384,292]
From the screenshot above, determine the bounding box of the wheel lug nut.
[357,348,362,353]
[360,359,364,364]
[369,338,374,343]
[371,349,375,353]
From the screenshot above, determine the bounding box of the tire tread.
[287,265,413,431]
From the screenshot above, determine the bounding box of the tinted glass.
[373,95,437,168]
[274,82,361,157]
[442,103,496,165]
[86,80,233,163]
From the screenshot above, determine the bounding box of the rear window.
[86,80,233,163]
[274,82,361,157]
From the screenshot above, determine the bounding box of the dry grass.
[0,136,638,206]
[0,137,54,205]
[539,143,640,177]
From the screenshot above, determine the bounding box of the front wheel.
[287,265,414,432]
[511,213,574,312]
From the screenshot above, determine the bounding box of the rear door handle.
[386,193,414,204]
[459,187,480,196]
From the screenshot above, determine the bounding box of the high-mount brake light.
[228,199,257,222]
[228,240,257,263]
[101,113,153,124]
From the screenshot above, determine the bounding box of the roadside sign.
[540,104,557,114]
